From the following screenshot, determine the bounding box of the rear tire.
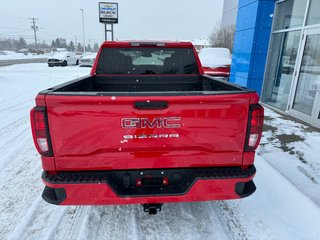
[62,61,68,67]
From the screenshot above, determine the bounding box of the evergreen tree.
[87,44,92,52]
[69,41,75,51]
[60,38,67,48]
[93,43,99,52]
[77,42,82,52]
[51,40,56,48]
[17,37,27,50]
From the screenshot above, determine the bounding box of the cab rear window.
[96,47,199,75]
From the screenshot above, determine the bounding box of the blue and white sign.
[99,2,118,23]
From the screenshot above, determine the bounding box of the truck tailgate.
[45,94,251,171]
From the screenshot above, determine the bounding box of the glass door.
[289,28,320,128]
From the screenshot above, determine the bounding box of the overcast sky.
[0,0,223,45]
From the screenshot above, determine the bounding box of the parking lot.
[0,63,320,240]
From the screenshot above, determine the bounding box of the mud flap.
[235,180,256,198]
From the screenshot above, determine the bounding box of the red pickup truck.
[30,41,263,214]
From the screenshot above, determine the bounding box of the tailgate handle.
[134,101,168,110]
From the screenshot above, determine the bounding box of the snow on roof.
[198,47,231,68]
[179,39,209,46]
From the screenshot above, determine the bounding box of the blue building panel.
[253,28,272,54]
[257,1,275,29]
[229,75,250,87]
[250,54,268,80]
[230,0,275,95]
[231,53,252,79]
[238,0,257,8]
[236,1,259,31]
[232,29,256,54]
[249,78,264,94]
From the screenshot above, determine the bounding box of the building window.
[292,34,320,115]
[306,0,320,26]
[262,31,301,110]
[273,0,307,31]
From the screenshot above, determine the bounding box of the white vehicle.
[198,47,232,77]
[79,53,97,67]
[47,52,78,67]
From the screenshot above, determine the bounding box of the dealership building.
[223,0,320,128]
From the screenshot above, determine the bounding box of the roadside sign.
[99,2,118,24]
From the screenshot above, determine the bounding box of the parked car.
[31,41,263,214]
[198,47,232,77]
[79,52,97,67]
[47,52,78,67]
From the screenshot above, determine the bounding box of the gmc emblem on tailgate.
[121,117,181,129]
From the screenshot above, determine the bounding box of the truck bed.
[44,75,249,96]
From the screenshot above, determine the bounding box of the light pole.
[80,9,85,53]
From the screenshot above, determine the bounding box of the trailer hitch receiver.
[143,204,163,215]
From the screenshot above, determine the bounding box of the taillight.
[30,106,53,157]
[216,65,230,74]
[203,65,230,77]
[245,104,264,152]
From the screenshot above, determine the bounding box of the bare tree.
[0,37,28,51]
[209,22,235,52]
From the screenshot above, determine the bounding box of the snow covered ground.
[0,63,320,240]
[0,51,49,60]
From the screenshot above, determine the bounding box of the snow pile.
[0,50,49,60]
[259,108,320,204]
[198,47,231,68]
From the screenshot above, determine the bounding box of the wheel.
[76,59,79,65]
[62,60,68,67]
[48,64,53,67]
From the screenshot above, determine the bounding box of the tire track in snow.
[130,207,140,240]
[0,128,30,171]
[43,208,67,240]
[0,111,32,173]
[0,115,28,134]
[56,206,88,240]
[215,201,252,240]
[0,102,33,117]
[7,196,43,240]
[0,125,29,150]
[0,98,33,113]
[7,198,67,240]
[77,205,142,240]
[76,206,104,240]
[54,201,233,240]
[80,202,232,240]
[0,143,42,239]
[0,103,42,239]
